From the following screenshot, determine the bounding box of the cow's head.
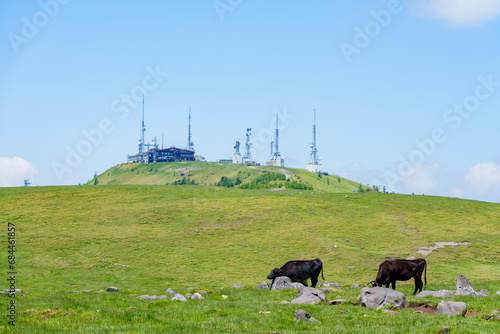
[267,268,283,280]
[367,280,378,287]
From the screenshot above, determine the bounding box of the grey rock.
[222,295,228,300]
[348,266,354,269]
[280,301,290,304]
[291,282,305,289]
[191,293,204,300]
[158,295,169,300]
[294,309,311,321]
[105,287,119,292]
[436,301,467,316]
[185,293,193,299]
[318,282,342,290]
[137,294,153,300]
[456,274,476,296]
[383,309,396,314]
[308,317,321,324]
[328,299,345,305]
[319,288,330,293]
[416,290,455,298]
[82,290,92,293]
[480,289,489,294]
[497,291,500,296]
[199,290,208,295]
[171,293,187,302]
[357,287,407,309]
[231,284,244,288]
[71,291,82,293]
[270,276,293,291]
[351,284,361,289]
[166,288,175,295]
[257,282,270,289]
[291,287,327,305]
[1,289,23,294]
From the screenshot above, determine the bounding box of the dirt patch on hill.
[416,241,471,257]
[407,302,481,317]
[408,302,437,315]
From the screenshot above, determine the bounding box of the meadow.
[0,163,499,332]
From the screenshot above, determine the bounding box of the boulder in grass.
[291,287,327,305]
[416,290,455,298]
[294,309,321,324]
[171,293,187,302]
[270,276,293,291]
[191,293,204,300]
[257,282,270,289]
[318,282,342,290]
[357,287,406,309]
[291,283,305,289]
[105,287,119,292]
[436,301,467,316]
[455,275,476,296]
[166,288,175,295]
[231,284,244,288]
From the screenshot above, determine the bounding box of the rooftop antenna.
[138,95,146,154]
[242,128,252,164]
[233,141,241,155]
[306,110,322,172]
[187,106,194,151]
[162,133,164,149]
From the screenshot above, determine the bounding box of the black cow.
[267,258,324,288]
[370,258,427,295]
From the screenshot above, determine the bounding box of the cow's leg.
[413,276,423,295]
[391,281,396,290]
[311,275,319,288]
[300,279,308,287]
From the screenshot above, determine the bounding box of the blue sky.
[1,0,500,203]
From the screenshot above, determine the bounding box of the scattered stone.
[497,291,500,296]
[456,274,476,296]
[436,301,467,316]
[280,301,290,304]
[222,295,228,300]
[171,293,187,302]
[348,266,354,269]
[137,294,154,300]
[198,290,208,295]
[360,247,365,250]
[294,309,310,321]
[416,290,455,298]
[291,282,305,289]
[345,195,349,198]
[96,290,104,293]
[436,327,451,334]
[158,295,169,300]
[105,287,119,292]
[185,293,193,299]
[334,245,338,248]
[257,282,270,290]
[191,293,204,300]
[318,282,342,290]
[382,309,396,314]
[82,290,92,293]
[166,288,175,295]
[328,299,345,305]
[357,287,406,309]
[351,284,360,289]
[345,239,350,242]
[231,284,243,288]
[270,276,293,291]
[319,288,331,293]
[70,291,82,293]
[480,289,489,294]
[291,287,327,305]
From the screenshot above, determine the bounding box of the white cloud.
[0,157,37,187]
[412,0,500,25]
[464,161,500,195]
[400,162,440,194]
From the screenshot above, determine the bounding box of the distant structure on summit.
[242,128,253,164]
[24,179,31,187]
[127,96,195,163]
[266,112,285,167]
[186,107,194,151]
[232,141,243,164]
[306,110,322,173]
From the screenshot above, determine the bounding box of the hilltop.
[89,161,372,193]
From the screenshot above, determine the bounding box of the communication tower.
[266,112,284,167]
[306,110,322,173]
[187,107,194,151]
[242,128,253,164]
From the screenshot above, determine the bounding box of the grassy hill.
[1,180,499,332]
[89,161,372,193]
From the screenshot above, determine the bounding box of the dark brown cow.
[267,258,324,288]
[370,258,427,295]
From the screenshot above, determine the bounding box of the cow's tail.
[269,278,275,291]
[424,261,427,290]
[321,265,325,281]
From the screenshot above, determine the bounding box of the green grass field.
[1,163,499,333]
